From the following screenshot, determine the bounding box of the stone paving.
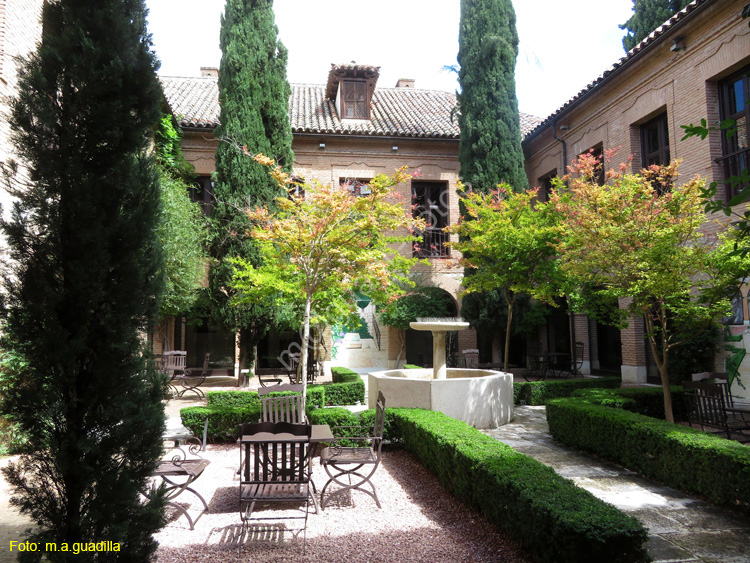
[485,406,750,563]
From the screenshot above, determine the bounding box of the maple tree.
[232,154,424,391]
[447,186,562,371]
[552,154,750,422]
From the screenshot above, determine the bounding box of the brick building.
[161,63,541,373]
[522,0,750,388]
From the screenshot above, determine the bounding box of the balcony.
[413,228,449,259]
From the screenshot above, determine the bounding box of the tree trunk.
[395,328,406,367]
[301,296,312,399]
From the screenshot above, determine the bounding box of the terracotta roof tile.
[160,76,542,139]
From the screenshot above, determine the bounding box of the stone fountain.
[408,317,470,380]
[368,318,514,429]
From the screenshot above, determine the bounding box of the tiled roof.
[523,0,712,140]
[160,76,542,139]
[161,76,220,129]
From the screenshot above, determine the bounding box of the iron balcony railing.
[413,228,449,259]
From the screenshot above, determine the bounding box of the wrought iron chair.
[174,352,210,400]
[572,341,585,375]
[320,391,386,509]
[524,344,548,381]
[151,425,211,530]
[238,421,313,552]
[683,381,750,442]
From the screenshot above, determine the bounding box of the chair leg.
[320,463,381,509]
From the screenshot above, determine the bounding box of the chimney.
[201,67,219,78]
[395,78,415,88]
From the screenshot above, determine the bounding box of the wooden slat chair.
[461,349,480,369]
[683,381,750,442]
[320,391,386,509]
[258,383,307,424]
[159,350,187,397]
[238,421,313,552]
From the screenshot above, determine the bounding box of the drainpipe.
[553,121,570,186]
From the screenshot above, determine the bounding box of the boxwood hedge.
[513,376,621,405]
[389,408,649,563]
[547,397,750,515]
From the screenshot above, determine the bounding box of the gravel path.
[154,444,531,563]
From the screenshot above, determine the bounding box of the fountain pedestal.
[409,320,470,379]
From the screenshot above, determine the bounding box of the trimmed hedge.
[513,376,621,405]
[389,408,649,563]
[547,398,750,516]
[312,367,365,405]
[571,386,687,421]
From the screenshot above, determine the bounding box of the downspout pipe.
[553,120,569,185]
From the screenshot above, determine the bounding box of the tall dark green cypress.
[0,0,165,559]
[210,0,294,382]
[457,0,527,194]
[620,0,691,51]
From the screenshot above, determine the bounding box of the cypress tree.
[210,0,294,382]
[0,0,165,559]
[457,0,527,194]
[620,0,691,52]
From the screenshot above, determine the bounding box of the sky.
[144,0,635,120]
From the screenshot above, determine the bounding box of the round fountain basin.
[409,321,470,332]
[368,368,514,429]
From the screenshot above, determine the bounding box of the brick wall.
[523,0,750,380]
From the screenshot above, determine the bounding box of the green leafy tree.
[447,186,562,370]
[155,115,207,320]
[210,0,294,384]
[619,0,690,52]
[380,284,456,366]
[553,155,750,423]
[232,155,423,392]
[0,0,166,559]
[457,0,527,194]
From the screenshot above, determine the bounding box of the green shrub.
[181,404,261,440]
[206,390,259,408]
[312,369,365,405]
[330,366,360,383]
[547,398,750,515]
[513,376,621,405]
[571,386,687,420]
[390,408,648,563]
[403,363,422,369]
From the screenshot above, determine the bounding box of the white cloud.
[145,0,635,120]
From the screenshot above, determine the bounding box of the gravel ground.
[154,444,531,563]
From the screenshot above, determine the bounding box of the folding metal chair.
[320,391,386,509]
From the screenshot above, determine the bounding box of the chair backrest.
[162,351,187,371]
[260,392,306,424]
[200,352,210,375]
[238,422,311,484]
[687,375,733,407]
[683,381,730,436]
[372,391,386,453]
[462,349,479,369]
[257,383,304,397]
